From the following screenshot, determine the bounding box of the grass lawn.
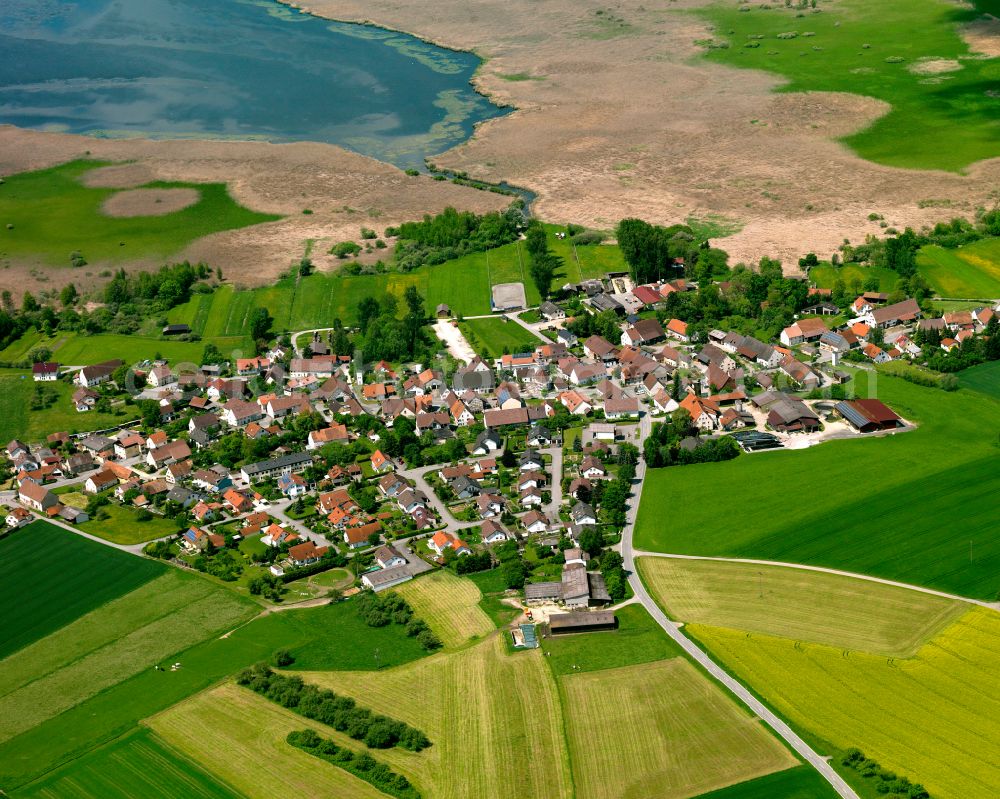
[458,316,539,359]
[297,636,573,799]
[238,534,269,559]
[0,522,164,658]
[561,659,797,799]
[541,603,683,675]
[807,264,898,293]
[79,503,179,545]
[959,359,1000,399]
[635,373,1000,599]
[0,570,255,746]
[393,569,494,648]
[0,376,140,443]
[917,238,1000,298]
[698,0,1000,171]
[13,727,242,799]
[0,160,280,265]
[305,567,352,589]
[690,607,1000,799]
[263,597,429,671]
[147,684,386,799]
[692,766,839,799]
[639,558,966,657]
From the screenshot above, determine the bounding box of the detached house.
[18,481,57,512]
[621,319,665,348]
[76,359,123,387]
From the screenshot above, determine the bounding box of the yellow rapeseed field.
[691,607,1000,799]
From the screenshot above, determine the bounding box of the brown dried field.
[101,188,200,217]
[2,0,999,291]
[0,126,509,293]
[286,0,1000,270]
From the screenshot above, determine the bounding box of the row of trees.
[236,663,431,751]
[288,729,420,799]
[525,220,560,300]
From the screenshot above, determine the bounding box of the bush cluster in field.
[287,729,421,799]
[237,662,431,751]
[841,748,930,798]
[355,591,442,652]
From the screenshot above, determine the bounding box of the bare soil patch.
[908,58,963,75]
[962,16,1000,58]
[101,188,200,217]
[80,163,156,188]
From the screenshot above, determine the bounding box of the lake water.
[0,0,507,170]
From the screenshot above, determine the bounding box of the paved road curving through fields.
[619,411,861,799]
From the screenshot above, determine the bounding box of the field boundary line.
[632,551,1000,610]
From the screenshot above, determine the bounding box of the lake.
[0,0,507,170]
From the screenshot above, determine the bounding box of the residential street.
[617,411,861,799]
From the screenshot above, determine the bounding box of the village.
[4,271,998,644]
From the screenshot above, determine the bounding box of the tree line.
[236,662,432,751]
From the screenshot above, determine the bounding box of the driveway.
[432,319,476,365]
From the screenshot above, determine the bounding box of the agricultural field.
[699,0,1000,171]
[635,373,1000,599]
[0,160,279,266]
[458,316,540,359]
[541,603,683,675]
[0,374,140,443]
[0,522,164,658]
[14,728,241,799]
[561,659,797,799]
[393,570,494,648]
[690,607,1000,799]
[638,558,966,657]
[168,223,623,331]
[147,683,387,799]
[0,330,249,371]
[297,636,573,799]
[78,503,179,545]
[0,584,432,790]
[916,238,1000,298]
[693,766,839,799]
[0,569,255,745]
[959,358,1000,398]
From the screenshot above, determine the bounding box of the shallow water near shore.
[0,0,507,170]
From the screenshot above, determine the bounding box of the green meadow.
[699,0,1000,171]
[167,224,623,332]
[0,373,141,443]
[0,554,431,791]
[916,238,1000,297]
[458,316,540,359]
[635,373,1000,599]
[14,728,241,799]
[0,160,280,265]
[693,766,838,799]
[0,523,164,658]
[959,359,1000,399]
